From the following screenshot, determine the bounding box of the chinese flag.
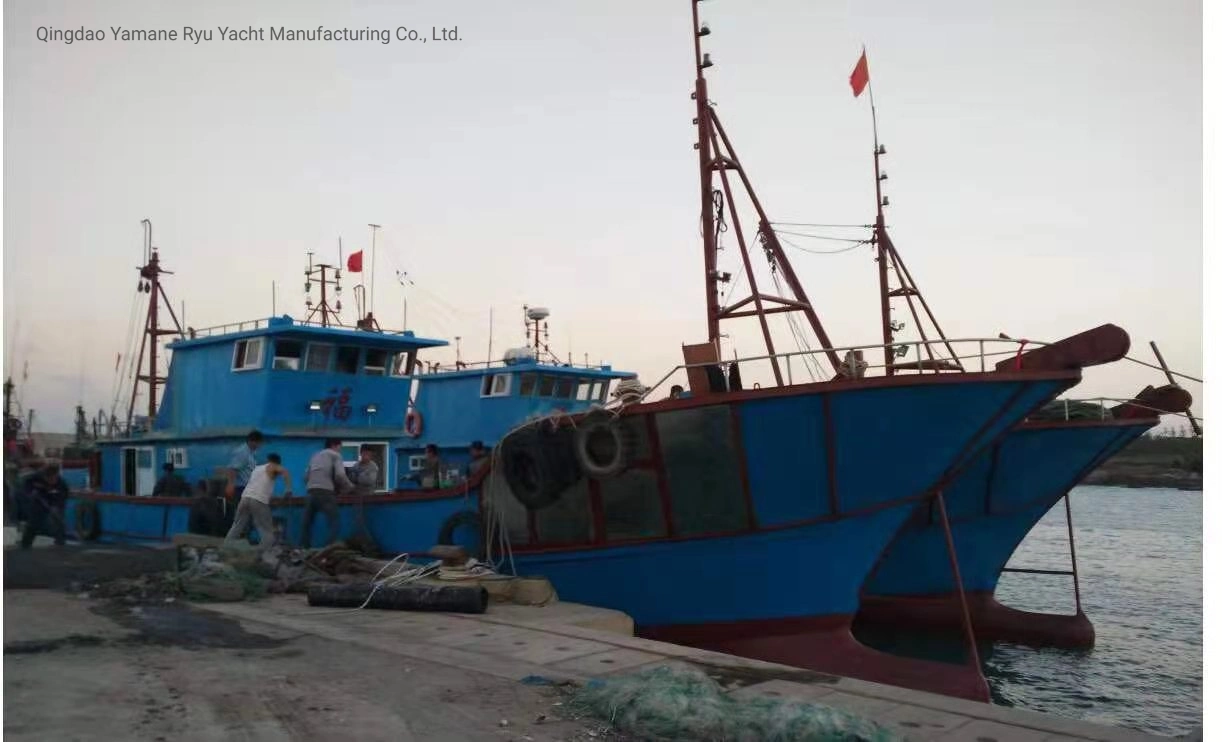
[849,51,869,97]
[347,250,363,272]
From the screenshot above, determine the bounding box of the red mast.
[690,0,840,383]
[859,58,961,373]
[127,219,185,428]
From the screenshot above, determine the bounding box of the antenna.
[368,224,382,324]
[487,307,494,365]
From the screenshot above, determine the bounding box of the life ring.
[74,499,101,541]
[574,414,640,479]
[405,408,424,438]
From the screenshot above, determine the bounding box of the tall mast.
[128,219,185,429]
[304,248,344,328]
[860,70,961,373]
[689,0,840,382]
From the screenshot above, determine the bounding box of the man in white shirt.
[225,453,292,548]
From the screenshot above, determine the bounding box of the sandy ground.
[3,587,610,741]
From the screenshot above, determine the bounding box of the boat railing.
[416,358,614,375]
[635,336,1202,403]
[184,317,427,340]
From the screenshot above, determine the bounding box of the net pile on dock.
[572,665,900,742]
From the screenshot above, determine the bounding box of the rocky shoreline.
[1080,436,1203,491]
[1081,466,1202,491]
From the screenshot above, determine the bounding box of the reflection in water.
[856,486,1201,736]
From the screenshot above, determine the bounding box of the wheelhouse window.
[539,375,556,397]
[555,378,574,399]
[481,373,512,397]
[272,339,304,370]
[519,374,537,396]
[364,349,389,376]
[576,382,591,401]
[391,351,418,377]
[232,338,264,371]
[336,346,361,374]
[305,343,333,372]
[590,381,605,403]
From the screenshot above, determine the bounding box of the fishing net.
[571,665,901,742]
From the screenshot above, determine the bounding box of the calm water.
[862,486,1202,736]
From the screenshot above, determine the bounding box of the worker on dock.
[19,463,69,549]
[225,453,292,548]
[153,462,190,497]
[467,440,488,479]
[301,438,353,548]
[348,445,380,497]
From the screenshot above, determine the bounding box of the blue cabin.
[94,315,632,499]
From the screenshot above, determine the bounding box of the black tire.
[438,510,483,555]
[574,416,630,479]
[74,499,101,541]
[500,423,580,510]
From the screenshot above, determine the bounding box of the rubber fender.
[438,510,483,555]
[500,424,580,510]
[574,415,640,479]
[306,583,489,614]
[74,499,101,541]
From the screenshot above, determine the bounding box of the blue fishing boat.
[457,2,1136,702]
[67,227,633,550]
[840,65,1198,649]
[858,386,1193,648]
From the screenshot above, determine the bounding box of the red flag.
[346,250,363,273]
[849,51,869,97]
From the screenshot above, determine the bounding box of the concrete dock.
[3,534,1173,740]
[193,594,1165,742]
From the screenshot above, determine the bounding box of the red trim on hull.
[857,592,1095,649]
[638,614,991,702]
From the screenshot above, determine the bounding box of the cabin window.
[590,381,605,403]
[272,340,304,370]
[391,351,418,377]
[576,382,591,401]
[336,346,361,374]
[365,349,389,376]
[164,448,189,468]
[232,338,264,371]
[305,344,333,372]
[519,374,537,396]
[481,373,512,398]
[656,406,751,536]
[555,378,574,399]
[407,454,426,471]
[539,376,557,397]
[535,479,594,544]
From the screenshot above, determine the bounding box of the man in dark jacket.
[21,463,69,548]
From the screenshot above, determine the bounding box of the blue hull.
[857,418,1154,647]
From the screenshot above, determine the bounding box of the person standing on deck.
[348,445,380,498]
[301,438,353,547]
[153,463,190,497]
[225,430,264,500]
[466,441,488,479]
[225,453,292,547]
[20,464,69,549]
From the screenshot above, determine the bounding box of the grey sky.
[3,0,1202,432]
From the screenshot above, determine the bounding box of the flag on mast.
[346,250,363,273]
[850,50,870,97]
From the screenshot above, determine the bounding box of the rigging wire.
[772,228,871,244]
[778,235,869,256]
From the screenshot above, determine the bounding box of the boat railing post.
[1064,399,1070,421]
[915,340,923,373]
[786,355,792,385]
[978,340,985,372]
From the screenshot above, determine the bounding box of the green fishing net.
[571,665,902,741]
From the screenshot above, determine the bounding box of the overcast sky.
[3,0,1203,432]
